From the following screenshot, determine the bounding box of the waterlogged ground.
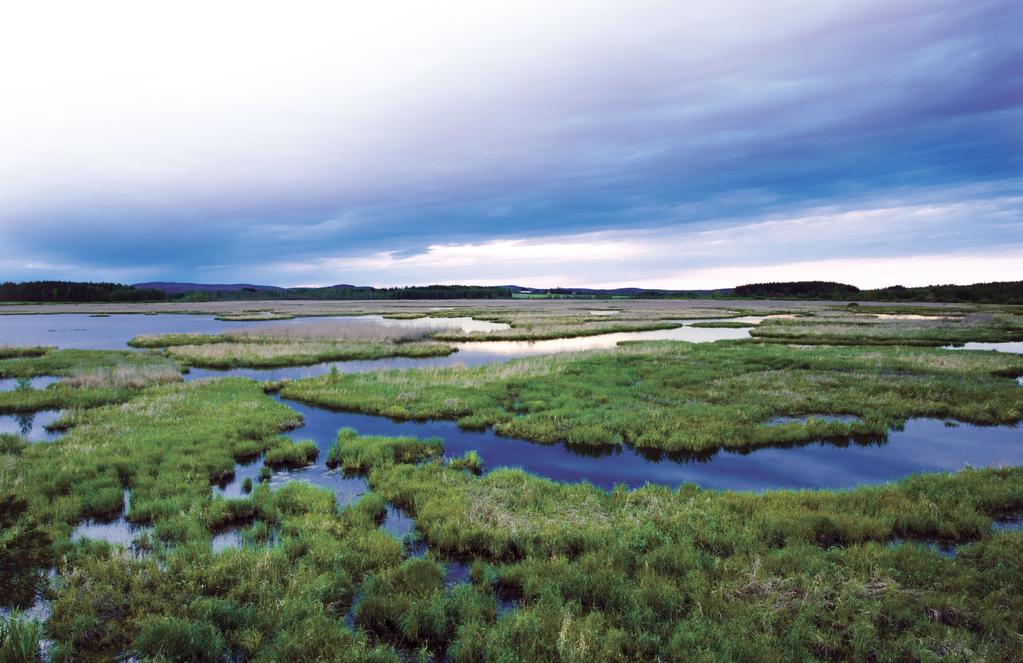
[3,301,1023,661]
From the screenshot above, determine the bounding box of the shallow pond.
[0,313,508,350]
[943,341,1023,354]
[0,409,63,441]
[0,376,61,392]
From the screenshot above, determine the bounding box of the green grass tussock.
[262,438,319,469]
[0,345,51,360]
[326,428,443,474]
[447,450,484,474]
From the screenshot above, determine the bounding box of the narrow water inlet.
[271,394,1023,491]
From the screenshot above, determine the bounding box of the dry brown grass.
[225,320,456,342]
[62,364,183,389]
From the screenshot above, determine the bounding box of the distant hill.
[733,281,860,299]
[133,282,285,294]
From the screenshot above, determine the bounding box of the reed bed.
[62,364,182,390]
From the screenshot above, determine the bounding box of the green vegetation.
[326,428,443,474]
[0,378,417,660]
[448,450,485,474]
[282,341,1023,453]
[0,349,182,413]
[752,310,1023,346]
[0,611,44,663]
[163,339,455,368]
[129,323,461,368]
[129,333,224,348]
[363,461,1023,661]
[734,280,1023,304]
[3,300,1023,660]
[263,438,319,469]
[734,280,861,299]
[0,346,51,360]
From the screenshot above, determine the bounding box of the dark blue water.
[273,396,1023,491]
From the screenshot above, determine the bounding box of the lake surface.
[0,313,508,350]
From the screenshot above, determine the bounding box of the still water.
[268,396,1023,492]
[0,313,508,350]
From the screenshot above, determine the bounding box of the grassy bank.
[164,339,455,368]
[0,349,183,413]
[281,341,1023,453]
[129,322,459,368]
[752,310,1023,346]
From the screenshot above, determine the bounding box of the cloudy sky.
[1,0,1020,289]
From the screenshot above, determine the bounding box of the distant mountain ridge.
[133,282,286,294]
[2,279,1020,304]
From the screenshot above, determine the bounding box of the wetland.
[1,299,1022,661]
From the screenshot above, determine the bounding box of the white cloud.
[250,192,1023,288]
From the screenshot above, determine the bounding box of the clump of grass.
[0,345,50,360]
[132,614,226,661]
[0,611,43,663]
[447,451,484,475]
[263,438,319,469]
[241,477,253,494]
[1,493,52,602]
[0,433,27,455]
[354,557,496,652]
[128,333,223,348]
[62,364,182,390]
[326,428,442,474]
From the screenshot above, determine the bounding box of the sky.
[1,0,1021,289]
